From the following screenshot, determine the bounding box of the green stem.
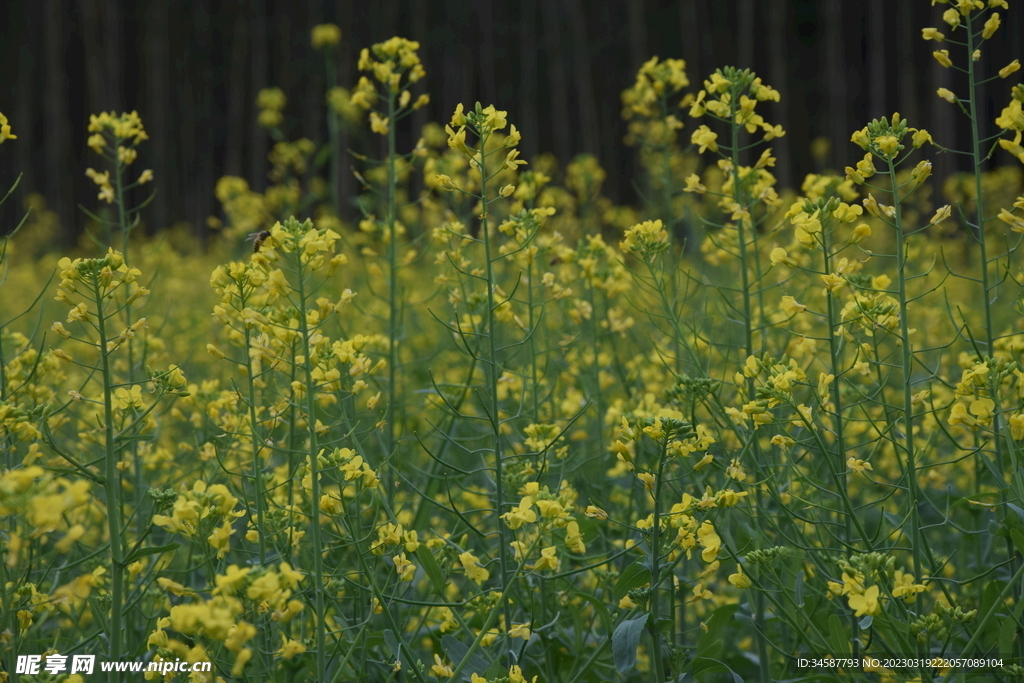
[95,276,125,683]
[965,14,1019,652]
[385,89,399,501]
[296,257,328,682]
[648,443,667,683]
[730,91,771,683]
[478,129,514,658]
[888,157,924,617]
[820,214,860,654]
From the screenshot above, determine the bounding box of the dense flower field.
[5,2,1024,682]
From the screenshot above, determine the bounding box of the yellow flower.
[279,636,307,660]
[509,622,531,640]
[533,546,560,571]
[728,564,751,589]
[691,125,719,153]
[770,247,797,268]
[931,205,952,225]
[911,129,933,147]
[982,12,1001,39]
[850,223,871,244]
[821,272,846,293]
[875,135,900,156]
[891,570,927,602]
[932,50,952,68]
[637,472,656,491]
[851,128,871,150]
[564,520,586,554]
[1001,60,1022,79]
[683,173,707,193]
[370,112,390,135]
[393,553,415,581]
[937,88,957,103]
[432,655,454,678]
[0,112,16,144]
[921,28,945,41]
[1010,414,1024,440]
[832,203,863,222]
[846,457,873,474]
[697,521,721,562]
[459,551,490,584]
[502,496,537,529]
[847,585,880,617]
[115,385,144,410]
[780,296,806,316]
[311,23,341,49]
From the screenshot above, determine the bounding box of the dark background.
[4,0,1022,243]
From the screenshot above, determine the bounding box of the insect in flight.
[247,230,272,253]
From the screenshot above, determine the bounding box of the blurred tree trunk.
[823,0,847,169]
[867,0,886,119]
[192,1,215,237]
[599,1,622,202]
[897,2,919,132]
[737,0,754,69]
[542,0,571,166]
[766,0,792,189]
[250,0,268,192]
[518,0,539,160]
[565,0,600,161]
[336,0,354,218]
[679,1,701,88]
[145,0,170,230]
[44,0,73,239]
[15,2,37,213]
[626,1,646,71]
[476,0,496,106]
[225,3,249,178]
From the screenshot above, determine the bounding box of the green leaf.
[613,562,651,601]
[576,591,613,635]
[697,603,739,659]
[1011,529,1024,557]
[795,569,805,608]
[827,614,849,655]
[999,616,1017,656]
[123,542,179,565]
[484,662,506,680]
[612,614,648,673]
[441,635,491,680]
[416,545,446,596]
[384,629,401,662]
[689,657,744,682]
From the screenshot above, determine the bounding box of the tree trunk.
[542,0,571,166]
[823,0,847,169]
[766,0,792,189]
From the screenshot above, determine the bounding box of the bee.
[247,230,272,253]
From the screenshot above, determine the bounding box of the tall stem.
[888,158,924,617]
[730,95,771,683]
[965,13,1018,646]
[385,89,399,499]
[297,259,328,682]
[478,131,514,657]
[821,216,859,654]
[648,445,667,683]
[96,277,124,683]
